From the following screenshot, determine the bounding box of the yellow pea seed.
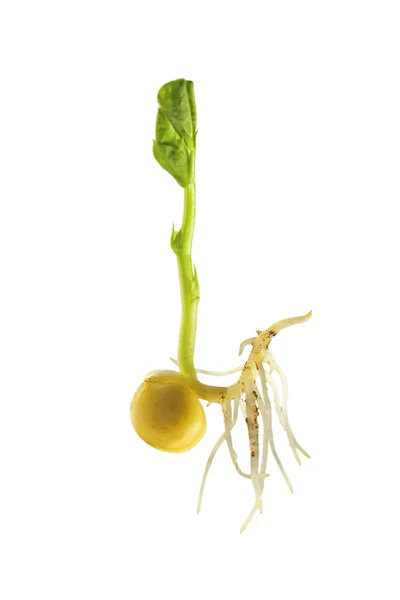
[130,379,206,453]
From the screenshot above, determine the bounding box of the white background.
[1,1,399,598]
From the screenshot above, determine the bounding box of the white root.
[239,337,256,357]
[197,366,243,377]
[170,357,243,377]
[264,369,285,427]
[264,368,301,465]
[268,355,310,459]
[198,397,250,515]
[240,505,258,535]
[258,362,294,494]
[223,398,251,480]
[197,430,226,514]
[255,378,270,481]
[196,311,311,532]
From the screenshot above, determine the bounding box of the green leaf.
[153,140,190,188]
[153,79,197,187]
[155,109,181,149]
[157,79,196,149]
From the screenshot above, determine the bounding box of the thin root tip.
[286,479,294,494]
[297,446,311,459]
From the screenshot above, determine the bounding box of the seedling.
[130,79,311,532]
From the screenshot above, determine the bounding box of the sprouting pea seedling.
[131,79,312,532]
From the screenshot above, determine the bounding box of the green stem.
[171,151,199,379]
